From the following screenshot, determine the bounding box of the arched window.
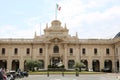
[81,60,88,69]
[53,45,59,53]
[104,60,112,69]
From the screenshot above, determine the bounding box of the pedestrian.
[1,68,7,80]
[0,69,3,80]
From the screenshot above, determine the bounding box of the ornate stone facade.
[0,20,120,72]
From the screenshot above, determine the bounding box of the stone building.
[0,20,120,72]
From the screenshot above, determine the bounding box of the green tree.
[34,60,42,68]
[25,59,42,71]
[34,60,42,71]
[25,59,34,71]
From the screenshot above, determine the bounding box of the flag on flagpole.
[56,4,61,11]
[55,3,61,20]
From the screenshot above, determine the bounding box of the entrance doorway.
[117,61,119,72]
[0,60,7,69]
[104,60,112,71]
[12,60,19,71]
[51,57,60,65]
[92,60,100,72]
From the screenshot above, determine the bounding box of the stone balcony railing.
[0,38,33,41]
[51,53,61,57]
[0,38,33,44]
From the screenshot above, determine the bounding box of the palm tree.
[74,62,85,76]
[74,62,85,71]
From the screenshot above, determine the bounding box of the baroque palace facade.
[0,20,120,72]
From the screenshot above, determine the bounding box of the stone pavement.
[16,73,120,80]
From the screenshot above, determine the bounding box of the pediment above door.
[49,37,63,43]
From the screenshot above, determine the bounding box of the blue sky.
[0,0,120,39]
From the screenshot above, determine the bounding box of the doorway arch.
[12,60,19,71]
[81,60,88,70]
[104,60,112,71]
[0,60,7,69]
[92,60,100,72]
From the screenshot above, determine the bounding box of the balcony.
[51,53,61,57]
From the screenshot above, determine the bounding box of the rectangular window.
[106,48,110,54]
[26,48,30,54]
[39,48,43,54]
[94,48,97,55]
[70,48,73,53]
[2,48,5,55]
[82,48,86,54]
[70,48,73,55]
[14,48,18,54]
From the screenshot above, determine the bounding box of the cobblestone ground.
[16,73,120,80]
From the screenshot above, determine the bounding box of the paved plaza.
[17,73,120,80]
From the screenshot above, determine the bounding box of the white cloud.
[0,25,34,38]
[107,6,120,16]
[24,16,41,26]
[23,16,48,36]
[0,0,119,39]
[56,0,120,38]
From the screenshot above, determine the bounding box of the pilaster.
[88,59,92,70]
[7,59,12,70]
[75,44,80,62]
[45,44,49,70]
[19,59,24,71]
[64,44,68,69]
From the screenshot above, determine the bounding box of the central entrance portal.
[51,57,60,65]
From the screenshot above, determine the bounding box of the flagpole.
[55,4,57,20]
[40,23,41,36]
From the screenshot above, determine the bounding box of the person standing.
[1,68,7,80]
[0,68,4,80]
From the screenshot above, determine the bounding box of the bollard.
[76,71,79,77]
[62,71,64,77]
[47,71,49,77]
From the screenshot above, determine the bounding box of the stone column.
[118,47,120,72]
[19,47,24,71]
[112,59,115,72]
[75,45,80,62]
[114,46,117,72]
[7,46,12,70]
[31,43,33,60]
[7,59,12,70]
[32,44,37,60]
[112,45,117,72]
[119,58,120,72]
[45,44,48,70]
[100,59,104,72]
[88,58,92,71]
[115,59,118,72]
[64,44,68,69]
